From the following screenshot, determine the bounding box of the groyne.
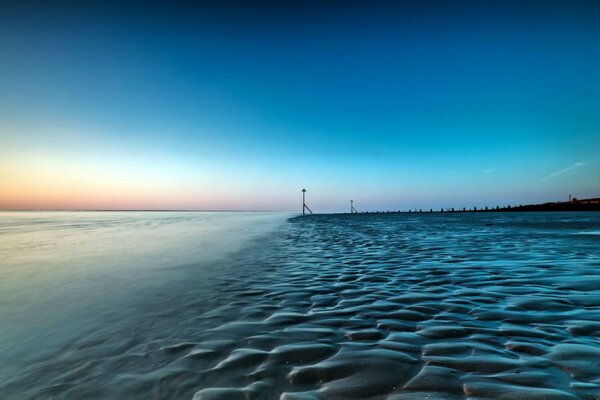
[347,198,600,214]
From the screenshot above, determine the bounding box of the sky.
[1,0,599,212]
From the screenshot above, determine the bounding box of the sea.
[1,211,600,399]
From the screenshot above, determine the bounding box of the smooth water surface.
[0,212,290,387]
[1,211,600,399]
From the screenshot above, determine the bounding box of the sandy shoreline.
[1,212,600,399]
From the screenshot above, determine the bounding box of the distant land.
[491,197,600,212]
[347,198,600,214]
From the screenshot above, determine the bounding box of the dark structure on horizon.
[493,197,600,212]
[298,195,600,216]
[334,197,600,215]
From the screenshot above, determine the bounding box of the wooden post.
[302,189,306,215]
[301,188,312,215]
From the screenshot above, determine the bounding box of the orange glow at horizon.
[0,155,294,211]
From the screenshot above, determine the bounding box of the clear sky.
[1,1,599,212]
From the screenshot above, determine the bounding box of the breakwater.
[347,198,600,214]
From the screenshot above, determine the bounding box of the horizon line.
[0,209,296,213]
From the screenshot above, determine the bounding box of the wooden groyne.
[299,189,599,215]
[345,198,600,214]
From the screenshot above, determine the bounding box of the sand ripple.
[2,213,600,399]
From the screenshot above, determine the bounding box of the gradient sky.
[1,1,599,212]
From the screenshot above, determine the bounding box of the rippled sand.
[2,212,600,399]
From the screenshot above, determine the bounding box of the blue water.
[1,211,600,399]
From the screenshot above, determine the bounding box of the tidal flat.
[1,211,600,399]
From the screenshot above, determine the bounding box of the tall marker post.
[302,189,306,215]
[302,188,313,215]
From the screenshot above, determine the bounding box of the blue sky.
[1,1,599,211]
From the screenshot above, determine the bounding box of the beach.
[1,211,600,399]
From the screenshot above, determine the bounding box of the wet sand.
[1,212,600,399]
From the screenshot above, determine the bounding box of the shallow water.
[1,212,600,399]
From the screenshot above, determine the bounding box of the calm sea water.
[1,211,600,399]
